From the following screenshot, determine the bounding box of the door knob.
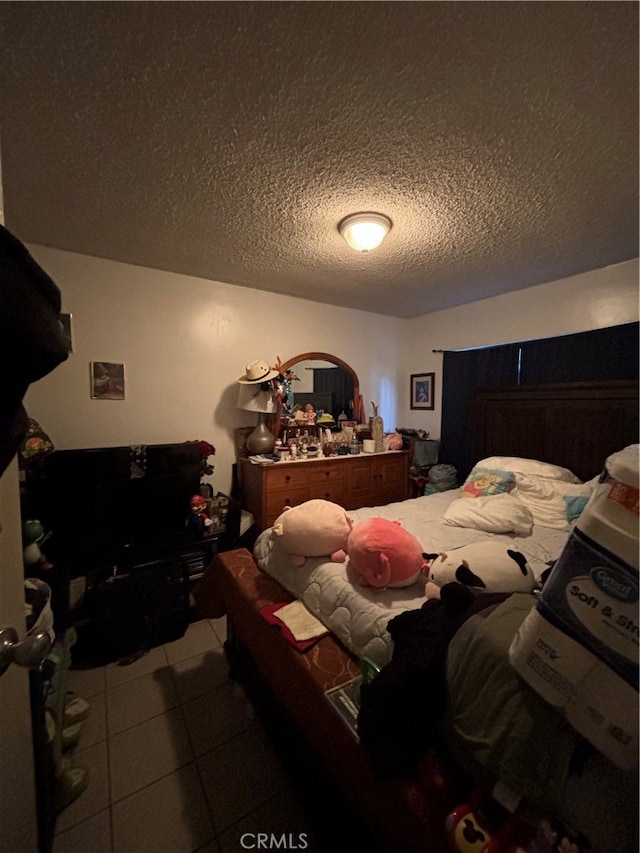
[0,626,53,676]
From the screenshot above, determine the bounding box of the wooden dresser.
[237,450,409,530]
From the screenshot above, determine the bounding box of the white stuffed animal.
[270,499,353,567]
[424,541,536,599]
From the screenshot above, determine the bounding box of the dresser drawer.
[307,481,347,505]
[307,464,345,485]
[265,486,309,525]
[264,465,310,490]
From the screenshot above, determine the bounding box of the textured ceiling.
[0,1,637,318]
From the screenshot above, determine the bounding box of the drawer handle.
[285,475,291,482]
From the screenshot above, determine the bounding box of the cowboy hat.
[237,359,280,384]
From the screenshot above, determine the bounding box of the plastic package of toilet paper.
[509,445,639,768]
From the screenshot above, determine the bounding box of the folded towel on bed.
[273,599,329,640]
[259,601,328,652]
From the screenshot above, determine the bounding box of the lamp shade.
[338,212,392,252]
[237,384,277,414]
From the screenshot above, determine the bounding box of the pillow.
[443,493,534,536]
[476,456,580,483]
[556,477,598,497]
[461,467,514,499]
[513,475,595,529]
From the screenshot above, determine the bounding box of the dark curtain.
[520,322,639,384]
[313,368,354,419]
[439,322,639,483]
[439,344,520,482]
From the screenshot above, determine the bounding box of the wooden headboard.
[473,380,638,482]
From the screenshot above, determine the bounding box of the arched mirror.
[270,352,360,436]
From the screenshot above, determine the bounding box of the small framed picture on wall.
[410,372,435,410]
[91,362,125,400]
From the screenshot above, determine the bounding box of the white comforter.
[253,490,570,667]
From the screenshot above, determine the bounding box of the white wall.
[400,258,639,437]
[23,246,405,495]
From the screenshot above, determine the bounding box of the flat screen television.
[23,442,202,575]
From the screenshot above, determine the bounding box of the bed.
[252,487,570,667]
[194,380,638,853]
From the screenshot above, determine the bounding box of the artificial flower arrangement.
[192,440,216,478]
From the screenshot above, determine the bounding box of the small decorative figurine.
[23,519,53,570]
[274,359,299,416]
[304,403,316,425]
[188,495,213,537]
[371,402,384,452]
[387,432,404,451]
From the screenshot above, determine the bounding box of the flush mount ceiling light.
[338,212,392,252]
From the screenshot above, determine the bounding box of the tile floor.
[51,616,353,853]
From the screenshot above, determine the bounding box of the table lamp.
[237,383,277,454]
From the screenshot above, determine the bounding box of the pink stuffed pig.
[347,517,428,588]
[271,499,353,566]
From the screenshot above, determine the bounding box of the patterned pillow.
[461,467,514,499]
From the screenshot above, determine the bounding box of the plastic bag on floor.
[25,578,55,644]
[427,464,458,492]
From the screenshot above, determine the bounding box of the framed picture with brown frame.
[410,372,435,410]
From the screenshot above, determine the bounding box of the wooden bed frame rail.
[194,548,452,852]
